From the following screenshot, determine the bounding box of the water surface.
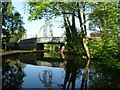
[2,53,120,89]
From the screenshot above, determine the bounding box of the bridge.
[17,37,65,50]
[36,37,64,44]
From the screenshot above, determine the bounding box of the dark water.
[2,52,120,89]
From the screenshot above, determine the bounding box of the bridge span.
[18,37,65,50]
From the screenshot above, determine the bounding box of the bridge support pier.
[37,43,44,50]
[37,43,44,57]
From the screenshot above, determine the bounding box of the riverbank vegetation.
[26,1,120,70]
[88,2,120,69]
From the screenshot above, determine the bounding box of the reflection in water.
[39,69,53,88]
[2,59,26,89]
[89,62,120,88]
[63,54,120,89]
[81,59,90,90]
[2,53,120,89]
[63,55,87,90]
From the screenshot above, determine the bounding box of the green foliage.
[89,37,120,69]
[89,41,103,59]
[89,2,118,30]
[2,2,26,50]
[28,2,88,57]
[28,2,77,20]
[88,2,120,69]
[27,2,120,69]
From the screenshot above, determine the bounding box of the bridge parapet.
[37,37,64,43]
[19,38,37,43]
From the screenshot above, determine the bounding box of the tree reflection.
[39,69,53,88]
[63,54,90,90]
[88,63,120,88]
[2,59,26,89]
[80,59,90,90]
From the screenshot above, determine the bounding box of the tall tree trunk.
[82,2,87,36]
[71,11,77,37]
[77,2,90,59]
[63,14,72,44]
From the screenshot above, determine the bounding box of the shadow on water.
[2,52,120,89]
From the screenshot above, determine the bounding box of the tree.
[89,2,120,69]
[27,1,90,59]
[2,2,26,50]
[89,2,118,39]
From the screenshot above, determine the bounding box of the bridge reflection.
[2,53,65,68]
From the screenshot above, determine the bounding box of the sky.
[11,0,91,39]
[12,1,65,39]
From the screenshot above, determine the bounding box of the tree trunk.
[77,2,90,59]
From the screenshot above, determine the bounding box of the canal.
[1,51,120,89]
